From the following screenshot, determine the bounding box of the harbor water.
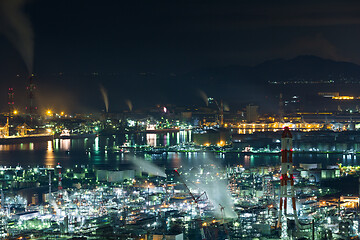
[0,131,357,169]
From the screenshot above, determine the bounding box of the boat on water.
[145,128,180,133]
[0,134,54,144]
[0,120,54,144]
[59,129,97,139]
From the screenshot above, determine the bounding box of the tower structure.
[1,189,4,211]
[219,100,224,126]
[48,170,52,201]
[279,93,284,121]
[8,88,14,117]
[56,163,63,199]
[26,74,37,117]
[263,175,273,199]
[277,127,299,236]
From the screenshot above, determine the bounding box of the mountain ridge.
[182,55,360,85]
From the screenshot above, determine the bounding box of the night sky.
[1,0,360,113]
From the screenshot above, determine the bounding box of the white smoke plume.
[182,159,237,219]
[128,156,166,178]
[196,177,237,219]
[0,0,34,73]
[125,99,133,111]
[99,84,109,113]
[199,89,209,106]
[224,102,230,111]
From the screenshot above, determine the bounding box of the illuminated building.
[235,122,324,134]
[332,96,354,100]
[339,196,359,209]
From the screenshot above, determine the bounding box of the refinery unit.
[3,0,360,239]
[0,130,358,239]
[0,76,360,239]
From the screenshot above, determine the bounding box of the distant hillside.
[4,55,357,112]
[256,55,360,83]
[165,55,360,109]
[182,55,360,86]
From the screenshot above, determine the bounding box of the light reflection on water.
[60,139,70,151]
[147,134,157,147]
[94,137,99,152]
[45,140,55,167]
[0,133,357,169]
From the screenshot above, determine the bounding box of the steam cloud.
[125,99,133,111]
[0,0,34,73]
[128,156,166,178]
[183,158,237,219]
[224,102,230,111]
[99,84,109,113]
[196,177,237,219]
[199,90,209,106]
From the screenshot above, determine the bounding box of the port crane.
[218,203,231,240]
[174,169,208,240]
[174,170,207,204]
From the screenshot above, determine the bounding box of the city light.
[46,109,52,116]
[332,96,354,100]
[0,1,359,239]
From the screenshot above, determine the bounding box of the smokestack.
[26,74,36,118]
[220,100,224,126]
